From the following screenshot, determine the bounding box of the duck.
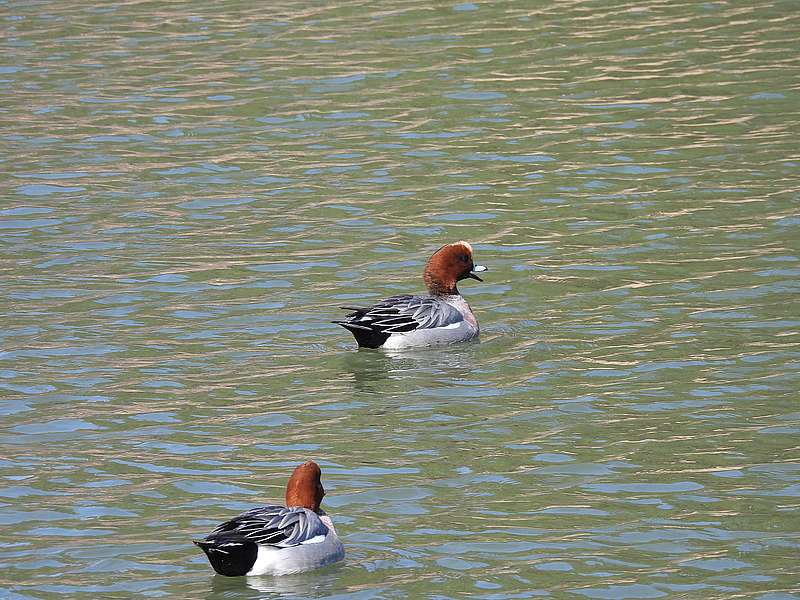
[193,461,344,576]
[333,241,487,349]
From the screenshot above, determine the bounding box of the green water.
[1,0,799,598]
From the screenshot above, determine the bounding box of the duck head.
[423,241,487,296]
[284,461,325,513]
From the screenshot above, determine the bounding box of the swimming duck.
[334,241,486,349]
[194,461,344,576]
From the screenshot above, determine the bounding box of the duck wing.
[201,505,329,548]
[335,294,463,334]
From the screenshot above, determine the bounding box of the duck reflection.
[208,566,344,598]
[340,343,480,394]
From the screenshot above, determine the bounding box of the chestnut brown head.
[423,241,487,295]
[284,461,325,513]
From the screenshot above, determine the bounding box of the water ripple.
[1,0,798,598]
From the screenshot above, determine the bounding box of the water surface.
[1,0,799,598]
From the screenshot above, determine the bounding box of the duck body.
[334,241,487,350]
[335,293,479,349]
[194,506,344,576]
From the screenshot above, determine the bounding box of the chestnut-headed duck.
[334,241,487,349]
[194,461,344,576]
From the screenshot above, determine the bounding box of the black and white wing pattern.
[333,295,464,348]
[206,505,329,548]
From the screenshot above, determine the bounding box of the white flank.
[300,534,326,545]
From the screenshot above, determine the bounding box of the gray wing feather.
[337,295,463,334]
[209,506,329,547]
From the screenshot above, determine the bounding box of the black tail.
[333,321,390,349]
[194,538,258,577]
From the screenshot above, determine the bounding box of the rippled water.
[2,0,799,598]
